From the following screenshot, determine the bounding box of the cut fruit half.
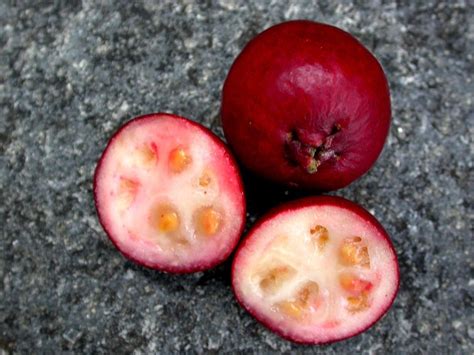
[232,196,398,344]
[94,113,246,273]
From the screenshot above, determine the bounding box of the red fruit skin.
[231,196,399,344]
[93,113,246,274]
[222,21,391,191]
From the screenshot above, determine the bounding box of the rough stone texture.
[1,0,473,353]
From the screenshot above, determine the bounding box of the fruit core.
[110,139,224,250]
[253,229,373,321]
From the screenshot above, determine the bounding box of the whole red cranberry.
[222,20,391,190]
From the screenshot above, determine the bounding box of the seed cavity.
[199,171,212,187]
[310,225,329,251]
[296,281,319,305]
[194,207,221,236]
[277,300,304,319]
[158,212,179,233]
[339,237,371,268]
[276,281,319,320]
[259,265,296,295]
[169,146,191,173]
[339,273,372,294]
[134,143,157,167]
[117,177,139,210]
[150,204,180,234]
[346,292,370,313]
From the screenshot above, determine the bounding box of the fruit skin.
[221,20,391,191]
[93,113,246,274]
[231,195,399,344]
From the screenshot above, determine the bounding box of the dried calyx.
[285,124,342,173]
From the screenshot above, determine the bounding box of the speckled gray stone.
[1,0,473,353]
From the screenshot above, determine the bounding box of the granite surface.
[1,0,473,353]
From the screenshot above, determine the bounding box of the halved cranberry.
[232,196,399,344]
[94,113,246,273]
